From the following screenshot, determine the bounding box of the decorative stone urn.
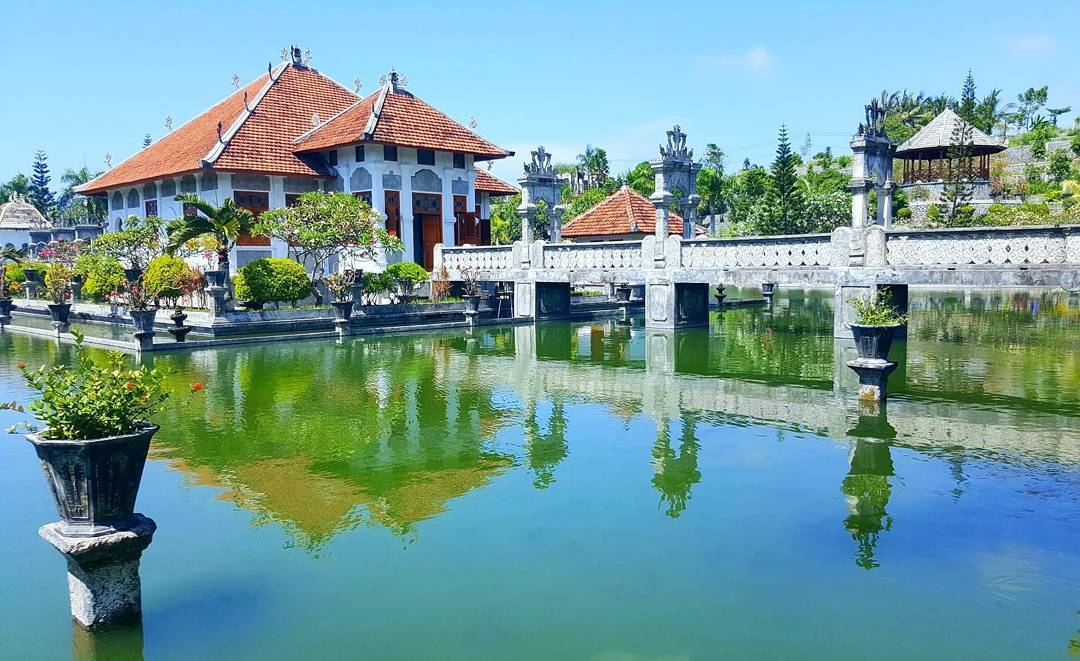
[0,298,13,326]
[614,284,632,303]
[128,309,158,334]
[331,300,353,320]
[850,324,899,362]
[22,267,43,283]
[463,295,481,313]
[714,284,726,307]
[25,424,159,537]
[203,269,227,288]
[47,302,72,325]
[761,282,776,298]
[167,308,191,343]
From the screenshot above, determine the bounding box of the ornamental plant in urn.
[848,289,907,361]
[459,266,482,312]
[44,263,73,325]
[325,271,355,320]
[2,331,201,537]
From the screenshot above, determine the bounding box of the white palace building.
[77,46,518,272]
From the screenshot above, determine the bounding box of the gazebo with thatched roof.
[895,108,1006,186]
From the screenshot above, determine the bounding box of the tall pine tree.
[769,125,804,234]
[958,70,977,125]
[28,150,55,215]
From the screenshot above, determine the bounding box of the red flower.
[191,382,204,392]
[125,382,136,390]
[16,361,26,369]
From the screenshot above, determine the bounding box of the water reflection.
[651,413,701,518]
[524,397,568,489]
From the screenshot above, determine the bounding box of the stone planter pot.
[331,300,353,320]
[761,282,776,297]
[26,423,158,537]
[204,269,227,288]
[850,324,899,362]
[463,295,481,313]
[47,302,72,325]
[128,308,158,334]
[70,281,83,301]
[123,267,143,283]
[614,285,632,303]
[0,297,15,316]
[22,267,43,283]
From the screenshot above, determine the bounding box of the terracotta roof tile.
[296,87,510,159]
[78,64,358,194]
[561,187,683,238]
[474,169,518,196]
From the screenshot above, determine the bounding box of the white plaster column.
[269,176,285,210]
[399,165,415,264]
[370,165,385,214]
[441,166,456,248]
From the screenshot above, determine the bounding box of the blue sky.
[2,0,1077,188]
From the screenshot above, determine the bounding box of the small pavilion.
[895,109,1005,187]
[0,194,50,250]
[561,186,684,242]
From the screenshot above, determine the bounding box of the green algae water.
[1,289,1079,660]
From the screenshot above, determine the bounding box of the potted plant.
[614,282,632,303]
[386,262,429,304]
[1,331,201,537]
[118,280,158,334]
[460,266,482,312]
[44,263,73,326]
[143,255,204,342]
[325,271,355,320]
[848,288,907,361]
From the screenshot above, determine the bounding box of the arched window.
[179,175,197,194]
[142,182,158,200]
[350,167,372,191]
[160,179,176,197]
[127,190,140,208]
[111,192,124,210]
[411,168,442,193]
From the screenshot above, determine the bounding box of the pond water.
[1,289,1079,660]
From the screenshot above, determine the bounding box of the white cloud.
[699,47,777,73]
[1004,35,1055,57]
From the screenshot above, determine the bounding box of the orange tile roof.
[474,168,518,196]
[295,85,510,159]
[78,63,358,194]
[561,187,683,238]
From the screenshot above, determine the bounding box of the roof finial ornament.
[216,121,224,143]
[858,98,887,138]
[660,125,692,160]
[231,73,240,90]
[353,76,363,94]
[468,116,478,130]
[243,91,250,111]
[380,68,407,92]
[290,45,304,68]
[311,112,321,127]
[164,115,173,132]
[104,153,112,169]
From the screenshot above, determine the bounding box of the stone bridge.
[435,223,1080,336]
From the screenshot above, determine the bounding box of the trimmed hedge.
[233,258,311,305]
[74,253,125,301]
[143,255,203,303]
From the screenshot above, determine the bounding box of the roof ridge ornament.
[379,68,408,93]
[660,125,692,161]
[524,146,554,177]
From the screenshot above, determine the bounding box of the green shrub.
[74,252,125,301]
[233,258,311,305]
[926,204,941,222]
[143,255,204,305]
[360,270,394,305]
[385,261,429,299]
[3,262,25,296]
[896,207,912,220]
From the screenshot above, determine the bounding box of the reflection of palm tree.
[524,397,569,489]
[651,414,702,518]
[841,440,894,570]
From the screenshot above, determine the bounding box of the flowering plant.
[1,330,201,440]
[459,266,481,297]
[44,263,72,304]
[113,280,155,311]
[38,240,84,267]
[325,271,356,302]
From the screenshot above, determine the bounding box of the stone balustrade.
[884,225,1080,267]
[679,234,833,269]
[541,240,643,270]
[438,244,516,275]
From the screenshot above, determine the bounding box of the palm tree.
[576,145,609,189]
[58,167,106,225]
[166,194,255,273]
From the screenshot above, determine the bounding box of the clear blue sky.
[2,0,1077,188]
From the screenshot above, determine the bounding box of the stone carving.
[541,242,643,270]
[160,179,176,197]
[524,146,555,177]
[382,173,402,190]
[858,98,887,138]
[411,169,442,193]
[885,228,1080,267]
[179,175,197,194]
[660,125,692,161]
[349,167,372,191]
[441,245,515,274]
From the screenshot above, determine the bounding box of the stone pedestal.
[834,282,908,340]
[333,318,351,337]
[24,281,39,300]
[463,309,479,328]
[645,281,709,329]
[53,321,70,335]
[207,285,228,318]
[40,514,156,630]
[133,332,155,353]
[845,358,898,402]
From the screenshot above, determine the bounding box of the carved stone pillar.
[518,146,562,257]
[650,125,701,247]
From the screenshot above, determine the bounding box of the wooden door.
[421,215,442,271]
[233,191,270,246]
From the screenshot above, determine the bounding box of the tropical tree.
[28,150,55,215]
[576,145,609,188]
[0,247,24,298]
[92,215,165,270]
[254,191,403,300]
[1047,106,1071,127]
[624,161,655,196]
[490,194,521,245]
[0,174,30,201]
[166,194,255,273]
[56,167,106,225]
[1016,86,1049,130]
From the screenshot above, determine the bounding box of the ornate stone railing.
[541,241,643,270]
[679,234,833,269]
[885,225,1080,267]
[438,244,516,273]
